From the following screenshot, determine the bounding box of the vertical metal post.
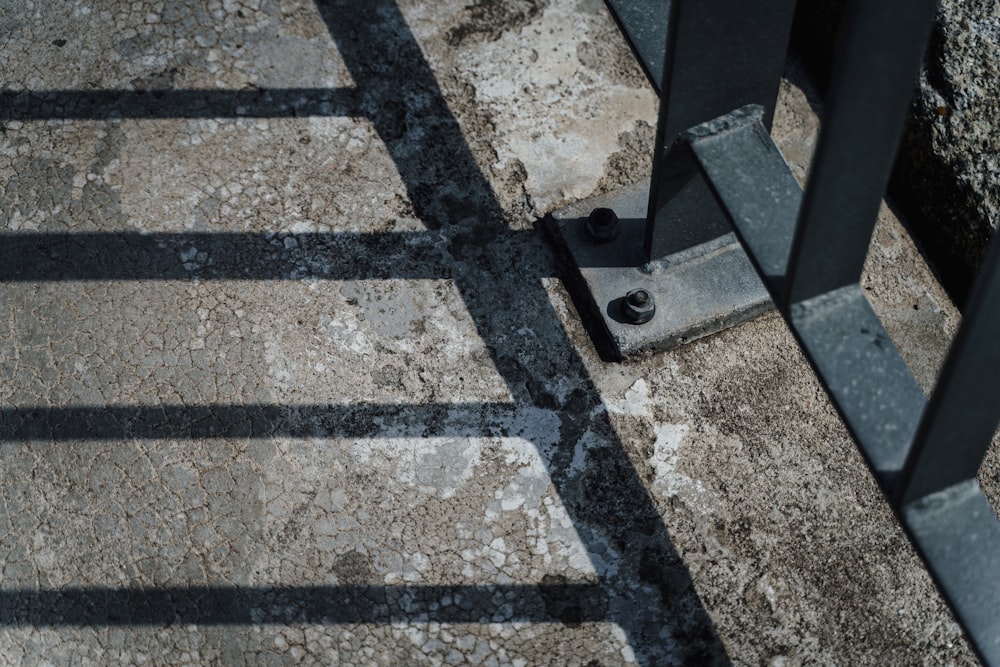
[645,0,796,261]
[895,239,1000,505]
[562,0,1000,660]
[893,238,1000,666]
[783,0,938,305]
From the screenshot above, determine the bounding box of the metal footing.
[545,181,773,359]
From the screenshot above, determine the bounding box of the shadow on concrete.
[0,1,728,663]
[0,88,362,120]
[0,404,515,440]
[1,584,607,626]
[0,231,456,280]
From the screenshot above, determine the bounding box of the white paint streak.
[608,378,650,416]
[648,422,703,499]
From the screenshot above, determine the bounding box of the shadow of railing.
[0,89,362,120]
[1,584,607,626]
[0,231,456,280]
[0,404,514,440]
[0,1,728,663]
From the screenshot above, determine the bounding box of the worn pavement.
[0,0,992,665]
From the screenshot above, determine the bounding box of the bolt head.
[623,288,655,324]
[585,208,620,243]
[628,290,649,307]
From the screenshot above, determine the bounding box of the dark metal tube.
[784,0,938,305]
[896,237,1000,505]
[644,0,796,261]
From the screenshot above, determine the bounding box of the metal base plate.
[545,181,773,359]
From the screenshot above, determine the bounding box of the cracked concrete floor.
[0,0,994,665]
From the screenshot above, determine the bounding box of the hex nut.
[585,207,620,243]
[623,288,655,324]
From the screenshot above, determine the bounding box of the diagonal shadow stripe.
[314,2,729,662]
[0,584,608,626]
[0,404,518,441]
[0,232,462,281]
[0,89,363,120]
[0,1,730,661]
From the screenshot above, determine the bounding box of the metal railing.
[549,0,1000,662]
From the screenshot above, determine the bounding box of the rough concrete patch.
[573,0,652,91]
[0,122,128,233]
[113,116,410,234]
[0,279,510,407]
[983,432,1000,517]
[771,64,821,186]
[0,623,637,666]
[0,0,352,90]
[903,0,1000,272]
[862,203,960,392]
[593,120,655,195]
[446,0,657,213]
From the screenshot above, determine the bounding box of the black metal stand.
[549,0,1000,662]
[547,0,796,358]
[547,182,771,358]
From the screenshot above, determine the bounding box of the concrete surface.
[0,0,992,665]
[895,0,1000,303]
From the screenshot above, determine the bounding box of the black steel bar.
[603,0,670,91]
[789,285,926,486]
[783,0,938,305]
[903,481,1000,665]
[644,0,796,260]
[687,109,926,485]
[683,106,799,292]
[895,239,1000,505]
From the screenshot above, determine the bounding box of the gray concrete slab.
[0,0,992,665]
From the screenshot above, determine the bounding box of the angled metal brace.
[546,0,796,359]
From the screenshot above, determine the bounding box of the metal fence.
[548,0,1000,662]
